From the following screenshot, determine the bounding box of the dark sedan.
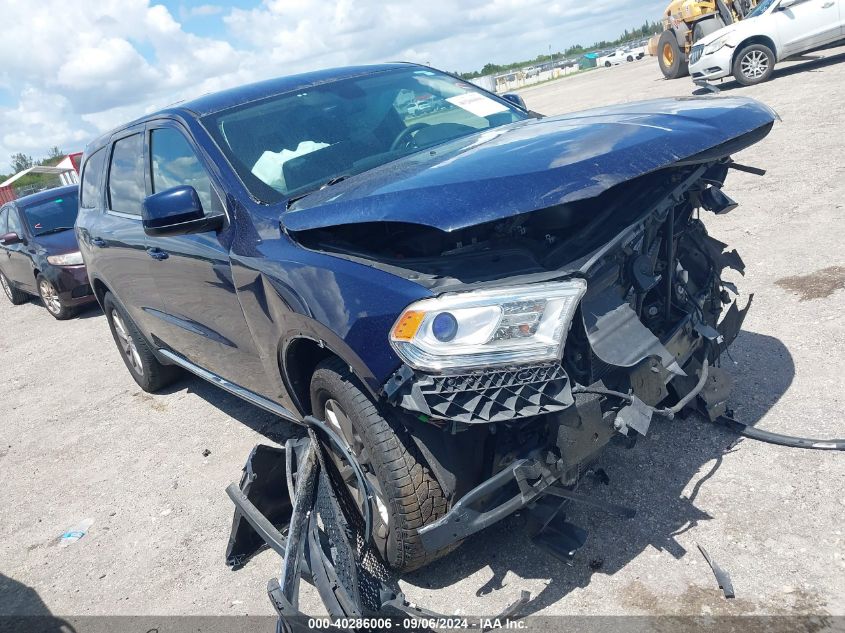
[0,185,96,319]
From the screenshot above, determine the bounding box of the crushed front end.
[370,159,756,554]
[282,96,778,560]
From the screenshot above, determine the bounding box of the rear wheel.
[733,44,775,86]
[103,291,181,392]
[1,271,28,305]
[37,274,75,320]
[658,30,689,79]
[310,357,451,572]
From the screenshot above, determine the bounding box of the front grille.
[690,45,704,66]
[388,363,574,423]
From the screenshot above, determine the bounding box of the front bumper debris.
[225,419,534,631]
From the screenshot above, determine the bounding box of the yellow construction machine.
[648,0,759,79]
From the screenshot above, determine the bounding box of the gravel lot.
[2,50,845,622]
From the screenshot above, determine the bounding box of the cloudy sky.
[0,0,665,170]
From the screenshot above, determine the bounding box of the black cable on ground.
[716,416,845,451]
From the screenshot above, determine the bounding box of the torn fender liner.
[386,362,573,423]
[582,288,684,376]
[226,443,294,569]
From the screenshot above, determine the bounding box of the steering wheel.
[390,123,430,152]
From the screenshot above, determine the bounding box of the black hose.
[572,358,711,421]
[655,359,709,419]
[717,416,845,451]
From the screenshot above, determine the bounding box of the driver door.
[774,0,842,57]
[144,121,274,396]
[3,206,36,291]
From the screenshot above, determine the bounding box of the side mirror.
[779,0,798,8]
[0,232,22,246]
[501,93,528,111]
[142,185,224,237]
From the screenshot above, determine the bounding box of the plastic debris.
[59,518,94,547]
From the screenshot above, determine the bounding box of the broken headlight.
[390,279,587,372]
[704,34,733,55]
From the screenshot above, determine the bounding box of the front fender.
[231,234,432,408]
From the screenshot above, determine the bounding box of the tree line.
[459,19,664,79]
[1,147,67,192]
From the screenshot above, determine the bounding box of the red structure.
[0,152,81,203]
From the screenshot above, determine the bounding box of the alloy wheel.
[741,50,769,80]
[323,398,390,537]
[111,309,144,377]
[39,279,62,315]
[1,274,12,300]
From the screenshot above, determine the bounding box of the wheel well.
[282,337,335,416]
[733,36,778,63]
[91,278,110,306]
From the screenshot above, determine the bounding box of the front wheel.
[1,271,28,305]
[310,357,451,572]
[658,30,689,79]
[733,44,775,86]
[103,291,181,391]
[37,274,75,320]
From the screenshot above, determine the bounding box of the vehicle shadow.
[0,573,76,632]
[157,374,302,445]
[26,296,103,320]
[692,51,845,94]
[402,330,794,615]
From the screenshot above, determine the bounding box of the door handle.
[91,237,106,248]
[146,247,169,261]
[822,1,834,7]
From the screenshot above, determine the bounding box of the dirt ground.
[2,49,845,623]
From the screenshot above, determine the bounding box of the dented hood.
[282,97,777,233]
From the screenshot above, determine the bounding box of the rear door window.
[81,148,107,209]
[150,128,214,212]
[107,134,146,216]
[7,207,24,236]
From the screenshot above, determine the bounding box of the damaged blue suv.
[76,63,776,572]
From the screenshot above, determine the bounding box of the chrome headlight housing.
[47,251,84,266]
[390,279,587,373]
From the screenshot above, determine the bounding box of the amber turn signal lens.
[392,310,425,341]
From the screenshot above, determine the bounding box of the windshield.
[747,0,777,18]
[201,67,527,204]
[20,190,80,236]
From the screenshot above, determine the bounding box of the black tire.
[36,274,75,320]
[733,43,775,86]
[658,30,689,79]
[102,291,181,392]
[626,55,634,62]
[1,271,28,305]
[693,17,723,43]
[310,357,450,572]
[604,61,612,67]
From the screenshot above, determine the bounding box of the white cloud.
[0,0,664,171]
